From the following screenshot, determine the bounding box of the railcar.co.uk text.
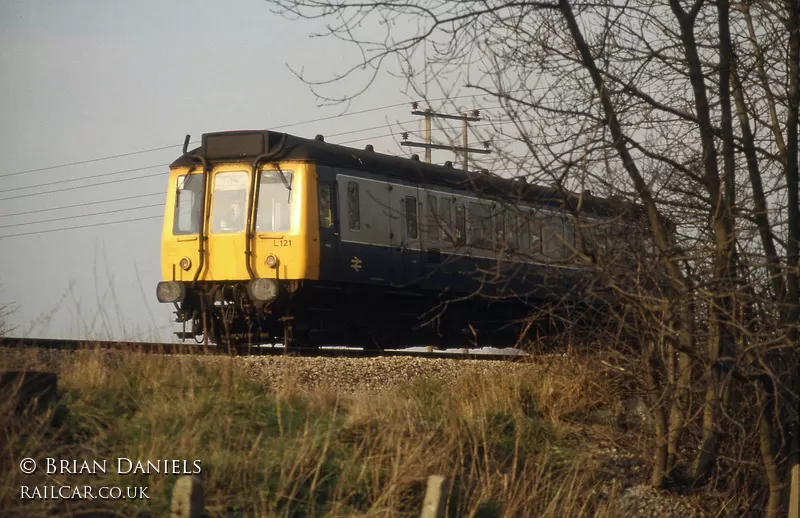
[18,457,203,501]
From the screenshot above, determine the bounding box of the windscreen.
[211,171,249,234]
[256,170,294,233]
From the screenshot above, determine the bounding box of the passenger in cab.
[219,198,244,232]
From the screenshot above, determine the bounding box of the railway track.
[0,337,530,361]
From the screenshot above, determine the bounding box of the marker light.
[265,254,279,268]
[179,257,192,271]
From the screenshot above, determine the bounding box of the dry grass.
[0,348,631,517]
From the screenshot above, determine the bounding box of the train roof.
[170,129,641,218]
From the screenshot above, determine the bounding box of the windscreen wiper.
[277,169,291,192]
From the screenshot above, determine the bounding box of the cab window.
[173,174,202,235]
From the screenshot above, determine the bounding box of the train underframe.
[171,280,568,349]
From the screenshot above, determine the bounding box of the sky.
[0,0,491,342]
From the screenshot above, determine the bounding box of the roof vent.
[411,154,420,161]
[315,134,325,142]
[444,161,453,168]
[481,168,489,174]
[365,144,374,152]
[583,189,592,197]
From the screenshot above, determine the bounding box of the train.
[157,129,648,349]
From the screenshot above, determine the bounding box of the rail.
[0,337,529,361]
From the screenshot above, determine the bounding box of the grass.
[0,348,629,517]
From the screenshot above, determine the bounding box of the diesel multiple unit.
[158,130,644,348]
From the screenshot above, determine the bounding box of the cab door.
[205,168,251,280]
[388,183,421,286]
[163,170,203,283]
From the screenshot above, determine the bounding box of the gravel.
[0,346,539,394]
[236,354,535,393]
[619,484,705,518]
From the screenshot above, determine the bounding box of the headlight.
[248,279,279,302]
[265,254,279,268]
[156,281,186,303]
[179,257,192,270]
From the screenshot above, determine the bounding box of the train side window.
[468,202,493,249]
[563,217,575,258]
[455,203,466,245]
[506,211,519,250]
[318,182,333,228]
[347,181,361,231]
[173,174,202,235]
[405,196,418,239]
[604,224,619,255]
[494,207,505,249]
[542,216,564,259]
[529,215,542,255]
[519,216,530,253]
[439,197,453,241]
[425,195,438,242]
[583,223,600,255]
[587,223,608,254]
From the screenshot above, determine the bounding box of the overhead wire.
[0,203,165,230]
[0,101,419,180]
[0,191,163,219]
[272,101,412,130]
[0,90,543,236]
[0,122,415,199]
[0,143,192,179]
[0,164,170,194]
[0,120,423,204]
[0,88,534,181]
[0,169,167,202]
[0,214,163,239]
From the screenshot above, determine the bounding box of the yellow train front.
[158,130,324,346]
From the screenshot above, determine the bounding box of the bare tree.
[268,0,800,514]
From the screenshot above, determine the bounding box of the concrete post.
[170,475,204,518]
[420,475,448,518]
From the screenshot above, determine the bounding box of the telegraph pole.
[400,102,491,170]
